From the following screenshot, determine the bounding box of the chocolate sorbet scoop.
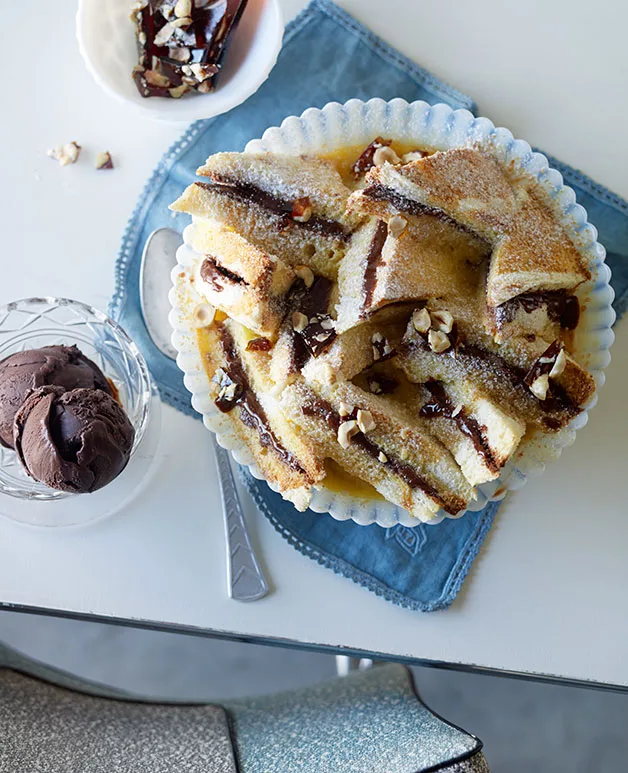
[0,345,111,448]
[14,387,135,494]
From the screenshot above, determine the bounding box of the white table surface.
[2,0,628,688]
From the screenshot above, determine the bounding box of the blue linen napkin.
[110,0,628,611]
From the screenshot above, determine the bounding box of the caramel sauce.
[322,142,434,188]
[322,459,384,500]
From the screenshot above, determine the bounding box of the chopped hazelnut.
[430,309,454,334]
[291,197,313,223]
[373,146,401,166]
[369,380,381,394]
[169,84,189,98]
[171,15,192,27]
[193,303,215,328]
[337,420,359,449]
[291,311,308,333]
[402,150,425,163]
[356,409,376,433]
[387,215,407,239]
[428,329,451,353]
[197,81,212,94]
[294,265,315,288]
[95,151,114,170]
[339,402,352,417]
[372,331,384,343]
[412,308,431,334]
[144,69,171,87]
[174,0,192,17]
[153,22,175,46]
[378,451,388,463]
[529,373,550,400]
[190,62,217,82]
[319,318,334,330]
[169,46,191,62]
[549,348,567,378]
[47,141,81,167]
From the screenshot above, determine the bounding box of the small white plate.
[76,0,283,123]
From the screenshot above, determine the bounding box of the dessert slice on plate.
[355,147,590,323]
[396,303,596,433]
[280,379,475,521]
[337,203,488,333]
[171,153,364,278]
[189,220,295,340]
[198,316,325,510]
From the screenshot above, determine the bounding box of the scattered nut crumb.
[402,150,425,163]
[529,373,550,400]
[145,68,171,87]
[193,303,215,328]
[169,46,191,62]
[153,22,175,46]
[428,329,451,353]
[174,0,192,17]
[451,404,463,417]
[47,141,81,167]
[430,309,454,334]
[291,311,308,333]
[369,380,381,394]
[356,409,376,433]
[412,308,431,334]
[549,348,567,378]
[337,419,359,449]
[388,215,407,239]
[373,146,401,166]
[339,402,352,417]
[378,451,388,463]
[170,16,192,28]
[291,197,313,223]
[95,151,114,170]
[169,84,189,98]
[294,265,315,288]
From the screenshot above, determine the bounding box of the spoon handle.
[212,439,269,602]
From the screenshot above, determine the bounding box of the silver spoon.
[140,227,269,602]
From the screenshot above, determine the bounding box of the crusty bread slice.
[486,191,590,306]
[198,318,325,509]
[396,307,596,432]
[171,153,364,279]
[359,149,590,306]
[405,381,525,487]
[336,212,488,333]
[190,221,294,339]
[280,379,475,519]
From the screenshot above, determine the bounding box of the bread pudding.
[170,140,595,521]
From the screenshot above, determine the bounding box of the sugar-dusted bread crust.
[280,379,475,519]
[199,318,325,509]
[361,148,590,306]
[190,221,294,339]
[171,153,364,279]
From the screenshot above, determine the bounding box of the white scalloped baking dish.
[169,98,615,527]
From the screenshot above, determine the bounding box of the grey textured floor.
[0,611,626,772]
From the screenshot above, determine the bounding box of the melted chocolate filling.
[495,291,580,330]
[196,180,349,240]
[301,398,465,515]
[215,326,305,474]
[287,276,336,370]
[401,334,577,424]
[419,381,499,474]
[352,138,391,180]
[200,257,246,292]
[362,184,483,239]
[246,337,273,353]
[361,220,388,315]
